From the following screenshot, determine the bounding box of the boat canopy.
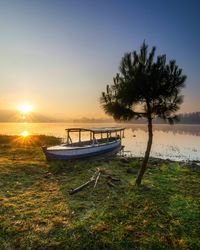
[65,127,125,133]
[65,127,125,144]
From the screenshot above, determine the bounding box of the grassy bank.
[0,135,199,249]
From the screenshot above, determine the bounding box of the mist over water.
[0,123,199,162]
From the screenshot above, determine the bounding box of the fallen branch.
[69,168,101,195]
[69,179,94,195]
[107,176,121,182]
[69,168,121,194]
[107,181,116,187]
[94,172,101,189]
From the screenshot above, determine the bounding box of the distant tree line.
[126,112,200,124]
[72,113,200,124]
[178,112,200,124]
[0,110,199,124]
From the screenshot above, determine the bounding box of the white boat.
[42,127,125,160]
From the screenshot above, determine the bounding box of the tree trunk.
[135,115,153,185]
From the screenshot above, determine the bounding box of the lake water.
[0,123,200,162]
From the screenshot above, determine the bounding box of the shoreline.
[105,155,200,168]
[0,133,199,167]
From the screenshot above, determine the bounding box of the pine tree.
[101,42,186,185]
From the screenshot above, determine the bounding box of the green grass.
[0,135,199,249]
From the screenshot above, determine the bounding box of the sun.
[18,104,33,114]
[21,130,29,137]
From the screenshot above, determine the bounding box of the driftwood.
[107,181,116,187]
[94,171,101,189]
[69,168,101,195]
[69,179,94,195]
[107,176,121,182]
[69,168,121,195]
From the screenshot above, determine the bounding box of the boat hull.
[42,140,122,160]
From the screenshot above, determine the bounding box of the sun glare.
[21,131,29,137]
[18,104,33,114]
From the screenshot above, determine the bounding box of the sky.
[0,0,199,119]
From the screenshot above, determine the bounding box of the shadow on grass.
[49,160,200,250]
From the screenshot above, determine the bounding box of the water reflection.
[0,122,199,137]
[123,127,200,162]
[0,122,199,161]
[123,124,200,136]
